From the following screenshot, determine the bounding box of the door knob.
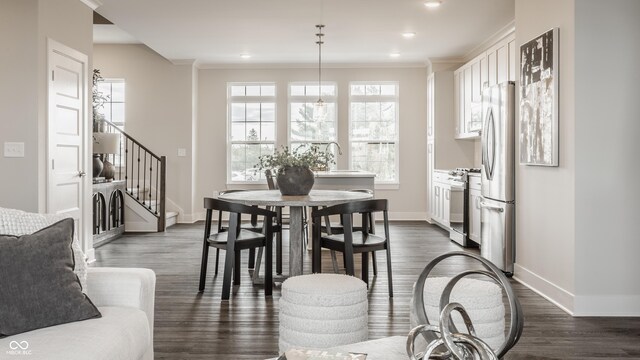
[78,171,86,177]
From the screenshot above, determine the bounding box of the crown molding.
[463,19,515,62]
[428,57,465,65]
[197,61,429,70]
[80,0,102,10]
[170,59,197,66]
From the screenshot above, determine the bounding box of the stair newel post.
[125,137,128,190]
[137,145,141,200]
[155,157,159,215]
[158,155,167,232]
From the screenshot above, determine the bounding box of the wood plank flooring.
[93,222,640,359]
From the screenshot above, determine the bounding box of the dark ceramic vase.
[93,154,103,177]
[276,166,314,195]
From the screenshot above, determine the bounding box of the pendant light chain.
[316,24,324,103]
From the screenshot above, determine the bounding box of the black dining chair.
[319,189,378,274]
[215,190,265,273]
[311,199,393,297]
[199,197,277,300]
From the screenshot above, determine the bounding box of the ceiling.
[94,0,515,67]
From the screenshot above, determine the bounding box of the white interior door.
[47,39,90,256]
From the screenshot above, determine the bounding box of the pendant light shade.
[313,24,326,121]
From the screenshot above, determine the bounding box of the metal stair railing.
[98,119,167,232]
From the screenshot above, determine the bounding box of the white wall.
[93,45,196,221]
[574,0,640,315]
[513,0,576,313]
[195,67,428,220]
[0,0,92,212]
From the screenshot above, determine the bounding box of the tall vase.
[276,166,314,195]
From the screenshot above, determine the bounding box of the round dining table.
[217,189,373,277]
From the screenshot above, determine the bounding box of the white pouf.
[279,274,368,354]
[410,276,505,351]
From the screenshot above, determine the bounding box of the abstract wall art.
[519,28,559,166]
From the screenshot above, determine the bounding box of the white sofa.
[0,267,156,360]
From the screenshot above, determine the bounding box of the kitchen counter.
[313,170,375,192]
[434,169,453,174]
[314,170,376,178]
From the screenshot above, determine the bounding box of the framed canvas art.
[519,28,559,166]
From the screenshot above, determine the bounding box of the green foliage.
[92,69,110,131]
[255,145,335,175]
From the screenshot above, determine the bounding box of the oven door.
[448,179,467,246]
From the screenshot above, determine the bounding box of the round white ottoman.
[410,276,505,351]
[279,274,368,354]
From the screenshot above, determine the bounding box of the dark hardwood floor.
[93,222,640,359]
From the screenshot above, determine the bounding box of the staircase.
[99,119,172,232]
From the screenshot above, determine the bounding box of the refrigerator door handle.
[480,202,504,212]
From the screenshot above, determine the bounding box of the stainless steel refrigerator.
[480,82,515,276]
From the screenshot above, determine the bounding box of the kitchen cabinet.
[468,174,482,243]
[426,71,474,223]
[432,171,450,227]
[454,31,515,140]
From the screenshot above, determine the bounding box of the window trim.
[348,81,400,185]
[226,82,277,185]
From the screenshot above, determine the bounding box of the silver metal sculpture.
[406,252,524,360]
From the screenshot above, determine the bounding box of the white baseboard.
[179,212,204,223]
[574,295,640,317]
[85,248,96,263]
[513,263,575,315]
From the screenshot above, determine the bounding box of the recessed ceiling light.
[424,1,442,8]
[390,52,401,58]
[240,53,251,59]
[402,32,416,38]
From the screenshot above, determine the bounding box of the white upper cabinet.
[454,32,515,140]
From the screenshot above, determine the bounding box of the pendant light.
[313,24,327,121]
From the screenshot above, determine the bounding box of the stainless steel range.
[447,167,481,247]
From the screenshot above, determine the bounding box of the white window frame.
[97,78,125,130]
[287,81,338,153]
[227,82,277,184]
[348,81,400,187]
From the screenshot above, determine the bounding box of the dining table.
[217,189,373,277]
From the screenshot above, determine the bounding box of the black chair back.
[312,199,388,218]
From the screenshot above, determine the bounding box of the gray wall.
[0,0,93,212]
[574,0,640,315]
[515,0,640,315]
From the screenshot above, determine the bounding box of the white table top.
[218,189,373,207]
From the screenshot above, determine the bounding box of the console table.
[92,180,125,247]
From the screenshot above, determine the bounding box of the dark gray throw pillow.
[0,218,101,336]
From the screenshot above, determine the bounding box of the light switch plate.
[4,142,25,158]
[177,148,187,157]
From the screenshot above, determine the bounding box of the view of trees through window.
[349,83,399,183]
[289,83,338,164]
[228,84,276,182]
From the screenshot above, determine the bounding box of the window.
[349,82,399,184]
[289,82,337,157]
[96,79,125,130]
[228,83,276,183]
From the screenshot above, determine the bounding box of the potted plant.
[255,145,335,195]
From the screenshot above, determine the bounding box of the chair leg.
[253,247,264,283]
[233,250,241,285]
[386,246,393,297]
[214,249,220,275]
[362,252,369,288]
[221,246,235,300]
[344,251,355,276]
[248,248,256,269]
[312,217,322,273]
[198,243,210,292]
[265,243,273,297]
[276,231,283,275]
[371,252,378,276]
[330,250,340,273]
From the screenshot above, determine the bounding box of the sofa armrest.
[86,267,156,345]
